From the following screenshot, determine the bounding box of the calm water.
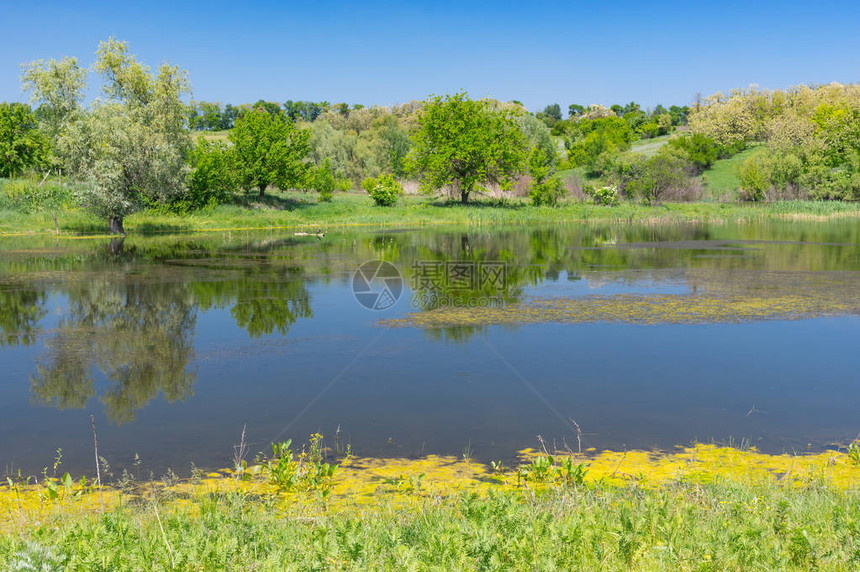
[1,221,858,476]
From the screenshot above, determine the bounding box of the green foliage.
[20,55,87,144]
[311,158,336,202]
[690,84,860,201]
[408,92,528,204]
[0,178,77,213]
[362,173,404,206]
[612,149,692,204]
[583,184,619,206]
[517,455,589,486]
[377,114,412,177]
[527,146,566,206]
[283,100,330,122]
[185,138,238,209]
[668,133,723,171]
[263,434,338,497]
[24,38,192,233]
[847,441,860,465]
[230,107,311,196]
[737,148,809,201]
[565,116,634,168]
[2,478,859,571]
[188,101,238,131]
[0,103,48,177]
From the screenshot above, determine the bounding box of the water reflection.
[0,221,856,463]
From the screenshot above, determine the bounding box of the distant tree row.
[536,101,689,131]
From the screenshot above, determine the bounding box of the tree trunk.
[109,217,126,235]
[460,189,470,204]
[259,184,267,198]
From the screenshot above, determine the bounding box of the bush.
[312,159,336,202]
[185,139,238,209]
[583,184,619,206]
[622,150,692,204]
[529,176,566,206]
[738,149,807,201]
[362,173,403,206]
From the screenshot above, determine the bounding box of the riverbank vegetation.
[2,39,859,235]
[1,441,858,571]
[2,189,860,237]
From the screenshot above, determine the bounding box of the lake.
[1,220,858,477]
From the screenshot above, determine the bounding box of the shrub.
[312,159,336,202]
[583,184,619,206]
[623,150,692,204]
[527,146,566,206]
[529,176,566,206]
[738,149,808,201]
[362,173,403,206]
[185,139,237,209]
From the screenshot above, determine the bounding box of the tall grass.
[0,479,856,571]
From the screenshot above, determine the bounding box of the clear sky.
[2,0,859,112]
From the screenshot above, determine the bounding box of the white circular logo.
[352,260,403,310]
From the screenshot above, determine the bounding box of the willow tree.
[408,93,527,204]
[23,38,191,234]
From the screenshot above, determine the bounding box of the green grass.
[1,188,859,237]
[701,146,762,199]
[631,134,672,157]
[1,480,857,571]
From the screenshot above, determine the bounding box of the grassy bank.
[2,192,860,237]
[2,444,858,571]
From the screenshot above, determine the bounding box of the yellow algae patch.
[517,444,859,489]
[1,445,856,528]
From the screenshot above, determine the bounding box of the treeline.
[2,38,859,234]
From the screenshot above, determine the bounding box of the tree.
[24,38,192,234]
[230,107,312,196]
[20,56,87,142]
[408,92,527,204]
[538,103,562,127]
[0,102,48,177]
[568,104,586,118]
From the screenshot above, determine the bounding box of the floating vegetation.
[2,444,857,526]
[386,292,859,329]
[386,269,860,329]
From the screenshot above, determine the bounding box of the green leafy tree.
[0,102,48,177]
[230,107,311,197]
[20,56,87,143]
[408,92,528,204]
[568,104,585,118]
[538,103,562,127]
[186,138,238,208]
[24,38,192,234]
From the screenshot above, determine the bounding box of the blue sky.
[2,0,859,112]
